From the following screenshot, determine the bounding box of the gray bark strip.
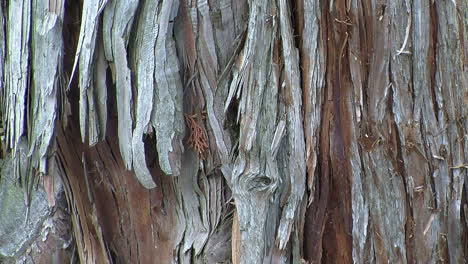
[102,0,139,173]
[151,0,185,177]
[174,152,209,258]
[346,0,468,262]
[94,36,108,145]
[276,0,306,250]
[2,0,64,179]
[0,4,4,120]
[170,0,242,262]
[2,0,31,153]
[130,0,159,189]
[70,0,108,145]
[172,153,227,263]
[28,0,64,174]
[391,1,466,262]
[389,2,427,262]
[195,0,233,175]
[189,18,243,186]
[392,1,436,262]
[227,0,282,262]
[353,2,408,263]
[433,2,466,262]
[348,1,369,263]
[301,0,325,206]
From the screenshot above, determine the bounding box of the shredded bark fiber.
[184,113,208,160]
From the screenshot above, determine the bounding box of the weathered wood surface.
[70,0,108,146]
[0,0,466,263]
[3,0,31,155]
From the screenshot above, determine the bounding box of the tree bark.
[0,0,466,263]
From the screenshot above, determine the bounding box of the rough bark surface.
[0,0,466,263]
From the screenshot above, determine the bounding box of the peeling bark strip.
[150,0,185,178]
[226,0,280,262]
[71,0,185,188]
[102,0,139,177]
[70,0,108,146]
[170,0,244,262]
[0,4,4,131]
[3,0,31,154]
[130,0,160,189]
[277,0,306,250]
[1,0,467,263]
[29,0,64,173]
[225,0,308,261]
[1,0,64,181]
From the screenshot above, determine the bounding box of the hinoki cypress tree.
[0,0,466,263]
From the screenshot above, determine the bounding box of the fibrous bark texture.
[0,0,466,263]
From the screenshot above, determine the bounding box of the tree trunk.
[0,0,466,263]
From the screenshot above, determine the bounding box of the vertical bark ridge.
[342,0,467,263]
[130,0,160,190]
[70,0,108,146]
[433,2,467,262]
[348,1,408,263]
[299,0,326,208]
[151,0,185,178]
[0,3,5,155]
[348,1,371,262]
[2,0,31,154]
[28,0,65,174]
[277,0,307,253]
[299,0,329,261]
[101,0,139,175]
[171,0,244,262]
[0,0,65,210]
[226,0,283,262]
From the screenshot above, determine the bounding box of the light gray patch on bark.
[401,1,444,262]
[350,128,369,263]
[363,152,407,262]
[348,3,369,263]
[0,3,4,111]
[227,1,282,262]
[194,0,232,176]
[102,0,148,185]
[213,0,236,67]
[196,0,218,74]
[200,216,232,263]
[151,0,185,177]
[94,37,108,143]
[173,151,209,260]
[70,0,108,145]
[28,0,64,174]
[276,0,306,252]
[433,2,466,262]
[130,0,160,189]
[0,152,50,258]
[302,0,325,205]
[3,0,31,154]
[388,2,422,263]
[360,3,408,263]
